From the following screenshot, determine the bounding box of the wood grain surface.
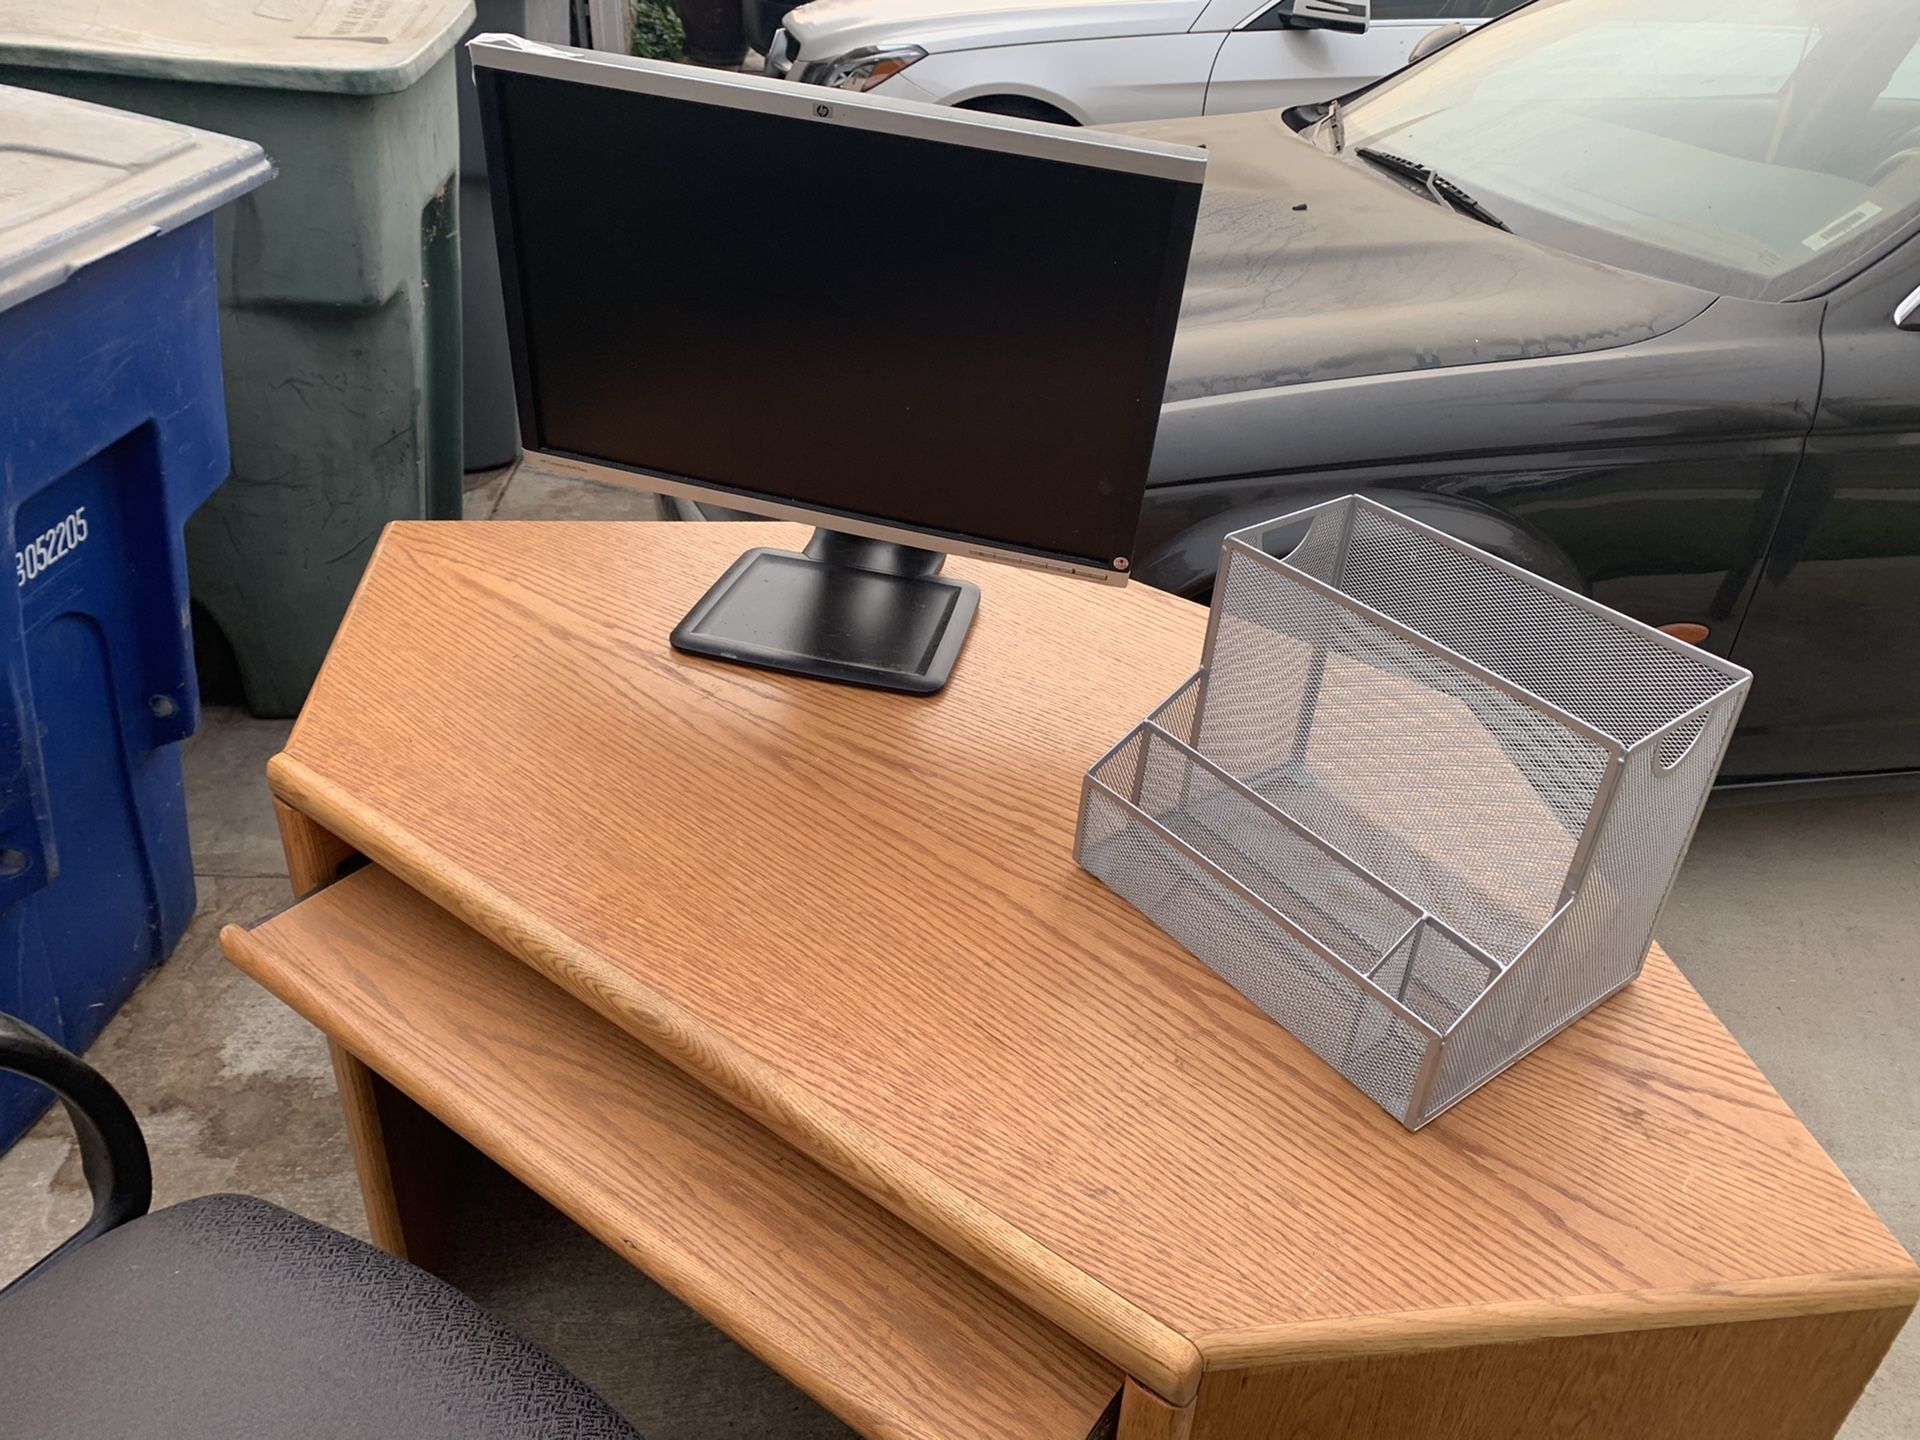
[1119,1380,1194,1440]
[223,865,1124,1440]
[328,1042,459,1270]
[274,797,356,897]
[272,520,1918,1389]
[280,801,464,1266]
[1187,1305,1915,1440]
[328,1043,413,1258]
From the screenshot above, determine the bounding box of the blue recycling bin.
[0,86,270,1149]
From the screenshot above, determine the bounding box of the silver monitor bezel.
[469,35,1207,585]
[468,35,1207,183]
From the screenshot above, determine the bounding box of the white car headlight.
[802,45,926,92]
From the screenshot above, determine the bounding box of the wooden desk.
[225,521,1916,1440]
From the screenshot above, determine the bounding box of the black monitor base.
[670,528,981,695]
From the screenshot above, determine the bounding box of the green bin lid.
[0,0,477,96]
[0,84,273,315]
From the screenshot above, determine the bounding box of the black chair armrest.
[0,1012,151,1292]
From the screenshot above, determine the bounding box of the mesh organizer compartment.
[1076,496,1751,1128]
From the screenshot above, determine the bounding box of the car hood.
[1110,108,1717,403]
[783,0,1204,56]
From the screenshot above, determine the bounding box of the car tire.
[955,96,1079,126]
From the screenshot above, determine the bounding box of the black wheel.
[191,601,244,707]
[955,96,1079,126]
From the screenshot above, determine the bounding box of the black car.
[682,0,1920,786]
[1107,0,1920,786]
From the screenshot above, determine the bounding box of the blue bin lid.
[0,85,273,316]
[0,0,476,96]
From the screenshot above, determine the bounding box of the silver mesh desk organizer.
[1076,497,1751,1128]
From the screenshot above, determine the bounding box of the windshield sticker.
[1804,202,1883,252]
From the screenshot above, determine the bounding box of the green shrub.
[631,0,685,59]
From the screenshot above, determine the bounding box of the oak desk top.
[270,520,1916,1405]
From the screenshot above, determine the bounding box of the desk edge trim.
[1191,1268,1920,1369]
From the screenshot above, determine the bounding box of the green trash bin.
[0,0,476,716]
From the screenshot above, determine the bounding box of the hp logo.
[813,103,831,118]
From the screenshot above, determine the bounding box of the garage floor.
[0,463,1913,1438]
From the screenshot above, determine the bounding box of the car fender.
[1134,485,1584,600]
[889,32,1224,123]
[934,78,1096,122]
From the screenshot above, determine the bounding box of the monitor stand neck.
[669,526,982,695]
[802,527,946,579]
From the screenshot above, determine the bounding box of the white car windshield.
[1334,0,1920,299]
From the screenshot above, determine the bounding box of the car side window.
[1374,0,1526,18]
[1247,0,1525,28]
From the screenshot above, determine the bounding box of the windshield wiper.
[1356,147,1508,231]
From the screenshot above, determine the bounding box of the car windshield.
[1333,0,1920,299]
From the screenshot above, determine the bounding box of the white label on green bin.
[15,506,88,587]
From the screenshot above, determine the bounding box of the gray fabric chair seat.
[0,1193,643,1439]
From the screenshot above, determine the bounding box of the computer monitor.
[471,36,1204,693]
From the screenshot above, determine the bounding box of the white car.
[760,0,1524,124]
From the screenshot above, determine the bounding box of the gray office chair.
[0,1011,642,1439]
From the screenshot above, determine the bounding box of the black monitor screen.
[478,61,1202,573]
